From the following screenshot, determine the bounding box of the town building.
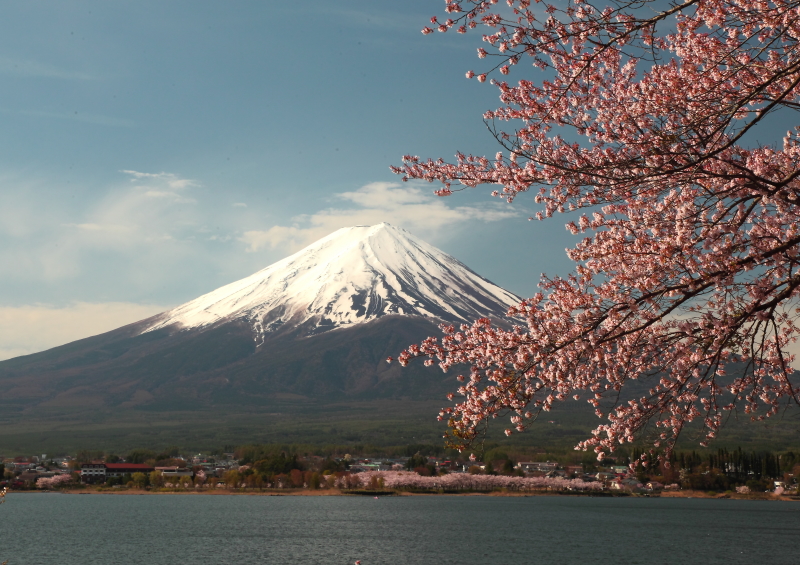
[517,461,558,473]
[155,466,193,479]
[80,463,154,484]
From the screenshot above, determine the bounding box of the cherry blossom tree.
[392,0,800,460]
[36,474,72,489]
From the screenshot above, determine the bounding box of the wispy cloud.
[0,170,205,285]
[120,170,198,189]
[240,181,517,252]
[0,302,170,360]
[61,222,132,233]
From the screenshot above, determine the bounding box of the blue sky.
[0,0,580,359]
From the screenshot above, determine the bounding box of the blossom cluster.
[36,474,73,489]
[393,0,800,460]
[351,471,603,491]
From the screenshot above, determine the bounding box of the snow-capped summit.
[143,223,520,340]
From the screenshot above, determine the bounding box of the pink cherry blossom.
[36,474,72,489]
[393,0,800,461]
[348,471,604,492]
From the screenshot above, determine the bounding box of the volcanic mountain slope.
[0,224,521,416]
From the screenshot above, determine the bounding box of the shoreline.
[11,488,799,501]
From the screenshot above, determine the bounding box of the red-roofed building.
[81,463,154,484]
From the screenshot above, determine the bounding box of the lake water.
[1,493,798,564]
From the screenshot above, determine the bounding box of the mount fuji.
[144,223,519,340]
[0,224,522,450]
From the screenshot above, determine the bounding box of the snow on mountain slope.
[143,223,520,341]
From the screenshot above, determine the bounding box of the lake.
[1,493,798,564]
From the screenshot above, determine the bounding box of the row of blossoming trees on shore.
[158,469,604,492]
[208,469,601,492]
[33,469,602,492]
[353,471,603,492]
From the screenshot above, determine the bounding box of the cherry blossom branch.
[392,0,800,460]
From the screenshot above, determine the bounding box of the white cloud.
[241,225,306,252]
[80,171,199,244]
[61,222,132,233]
[143,190,196,203]
[120,170,198,190]
[0,302,170,360]
[240,181,517,252]
[0,170,207,286]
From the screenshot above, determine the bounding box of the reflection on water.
[2,493,798,565]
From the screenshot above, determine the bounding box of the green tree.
[223,470,241,488]
[149,470,164,488]
[320,457,345,474]
[131,472,148,489]
[405,452,427,471]
[253,453,302,476]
